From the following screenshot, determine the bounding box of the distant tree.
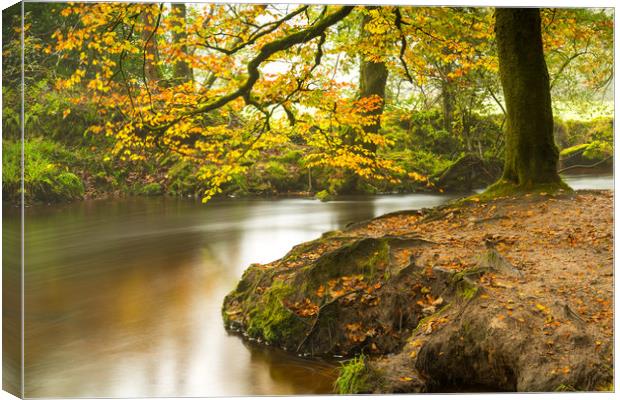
[170,3,193,84]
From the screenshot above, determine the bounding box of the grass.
[2,138,84,203]
[334,355,371,394]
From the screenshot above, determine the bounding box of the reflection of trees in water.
[244,339,338,394]
[326,198,377,228]
[2,211,22,396]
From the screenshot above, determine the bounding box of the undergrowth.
[335,354,371,394]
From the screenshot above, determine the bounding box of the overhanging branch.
[150,6,355,133]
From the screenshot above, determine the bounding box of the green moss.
[560,143,589,157]
[315,189,333,202]
[449,267,484,300]
[246,279,305,344]
[582,140,613,161]
[472,179,572,202]
[413,303,452,334]
[554,384,578,392]
[335,355,371,394]
[450,266,488,283]
[457,281,478,300]
[305,238,390,283]
[139,182,163,196]
[365,240,390,276]
[321,230,343,239]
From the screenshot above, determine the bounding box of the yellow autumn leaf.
[535,303,547,313]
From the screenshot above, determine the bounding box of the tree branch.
[149,6,355,134]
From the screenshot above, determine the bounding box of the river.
[3,174,612,397]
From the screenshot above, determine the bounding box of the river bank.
[222,188,613,393]
[2,135,613,207]
[3,113,613,206]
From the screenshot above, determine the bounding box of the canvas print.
[1,1,614,397]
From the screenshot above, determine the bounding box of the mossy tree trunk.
[441,76,455,135]
[494,8,561,187]
[339,7,388,194]
[358,49,388,152]
[171,3,193,85]
[346,6,388,152]
[141,8,163,82]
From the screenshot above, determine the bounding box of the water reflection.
[7,178,610,397]
[13,194,457,397]
[563,174,614,190]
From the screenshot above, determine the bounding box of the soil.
[222,189,613,393]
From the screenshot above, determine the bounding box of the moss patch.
[560,143,589,158]
[472,179,572,202]
[245,279,305,344]
[315,189,333,202]
[456,280,478,300]
[139,182,163,196]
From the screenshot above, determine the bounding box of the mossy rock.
[222,234,437,356]
[559,141,613,173]
[582,140,613,161]
[294,237,390,286]
[434,154,503,192]
[560,143,589,158]
[245,279,306,344]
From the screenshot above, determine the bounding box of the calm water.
[3,174,612,397]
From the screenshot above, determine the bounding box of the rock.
[434,154,503,192]
[222,235,436,356]
[351,281,611,393]
[559,142,613,174]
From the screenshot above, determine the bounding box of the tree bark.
[494,8,561,186]
[141,7,163,82]
[358,8,388,143]
[441,80,454,134]
[171,3,193,84]
[338,7,388,194]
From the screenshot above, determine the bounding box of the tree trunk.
[441,78,454,134]
[358,59,388,152]
[359,55,388,137]
[339,7,388,194]
[171,3,193,85]
[141,7,162,82]
[494,8,561,186]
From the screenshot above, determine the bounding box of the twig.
[558,155,613,174]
